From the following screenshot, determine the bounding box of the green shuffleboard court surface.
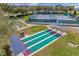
[21,29,62,55]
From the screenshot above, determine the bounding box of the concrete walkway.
[16,19,47,31]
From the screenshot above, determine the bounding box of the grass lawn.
[23,26,48,35]
[23,15,29,22]
[33,27,79,56]
[67,11,79,16]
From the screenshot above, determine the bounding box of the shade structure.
[10,34,27,55]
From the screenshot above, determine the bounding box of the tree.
[73,10,77,16]
[73,10,77,18]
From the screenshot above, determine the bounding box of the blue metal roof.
[10,34,27,55]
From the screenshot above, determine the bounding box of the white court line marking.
[23,30,53,44]
[29,33,64,56]
[27,32,57,49]
[20,29,48,40]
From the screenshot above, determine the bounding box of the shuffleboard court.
[28,33,61,53]
[21,29,63,56]
[22,29,48,42]
[25,31,56,46]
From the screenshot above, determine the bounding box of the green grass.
[67,11,79,16]
[23,15,29,22]
[23,26,48,35]
[33,28,79,56]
